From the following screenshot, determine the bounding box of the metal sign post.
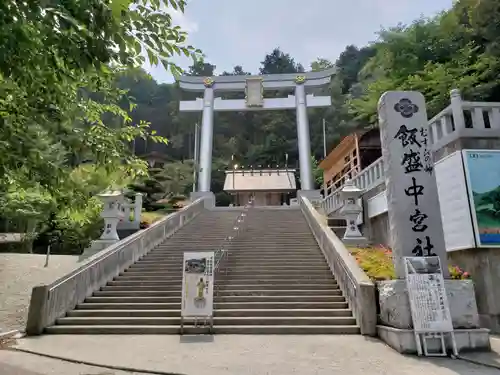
[180,251,215,334]
[404,256,458,357]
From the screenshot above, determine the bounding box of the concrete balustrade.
[25,197,207,335]
[299,195,377,336]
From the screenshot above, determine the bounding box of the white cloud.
[144,0,454,83]
[168,8,199,33]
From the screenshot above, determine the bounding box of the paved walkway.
[0,350,150,375]
[9,335,500,375]
[461,336,500,369]
[0,254,80,332]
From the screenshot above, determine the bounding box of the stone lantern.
[81,190,125,261]
[339,179,367,246]
[98,190,125,241]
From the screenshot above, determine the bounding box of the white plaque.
[245,78,263,107]
[181,251,215,318]
[435,151,476,251]
[378,92,448,278]
[404,256,453,333]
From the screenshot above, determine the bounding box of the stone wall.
[360,203,500,334]
[448,248,500,333]
[368,213,389,247]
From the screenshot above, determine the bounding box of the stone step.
[146,250,321,257]
[115,275,182,281]
[222,267,331,273]
[122,268,331,275]
[96,289,341,297]
[215,274,335,280]
[216,278,336,284]
[77,301,348,310]
[215,283,338,290]
[134,259,328,265]
[223,256,326,262]
[108,280,182,286]
[56,316,356,326]
[67,308,352,318]
[128,262,329,270]
[86,295,344,304]
[214,289,342,296]
[113,276,334,284]
[44,325,360,334]
[103,283,337,291]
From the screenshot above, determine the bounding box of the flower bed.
[347,245,471,281]
[139,212,165,229]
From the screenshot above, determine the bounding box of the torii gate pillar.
[178,68,336,194]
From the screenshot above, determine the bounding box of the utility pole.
[192,123,199,193]
[322,118,328,198]
[322,118,327,158]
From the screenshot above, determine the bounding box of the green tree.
[0,0,201,252]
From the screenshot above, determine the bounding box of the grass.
[347,245,471,281]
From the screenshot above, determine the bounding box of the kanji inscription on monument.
[378,92,448,278]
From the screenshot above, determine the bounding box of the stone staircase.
[45,207,359,334]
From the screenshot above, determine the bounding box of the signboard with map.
[463,150,500,247]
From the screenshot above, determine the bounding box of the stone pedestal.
[80,239,118,262]
[298,189,321,200]
[378,279,480,329]
[377,279,490,354]
[190,191,215,208]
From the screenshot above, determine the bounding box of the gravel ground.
[0,254,80,332]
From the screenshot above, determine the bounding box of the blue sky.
[145,0,454,83]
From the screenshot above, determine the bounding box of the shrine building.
[223,169,297,206]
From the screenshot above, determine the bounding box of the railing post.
[450,89,466,131]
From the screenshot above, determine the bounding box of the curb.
[11,347,185,375]
[0,330,22,349]
[0,330,21,340]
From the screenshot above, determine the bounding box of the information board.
[181,251,215,318]
[404,256,453,333]
[463,149,500,247]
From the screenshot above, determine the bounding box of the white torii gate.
[177,68,336,198]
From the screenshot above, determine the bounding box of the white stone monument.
[378,92,448,278]
[376,91,485,354]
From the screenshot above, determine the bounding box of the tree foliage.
[0,0,201,252]
[3,0,500,251]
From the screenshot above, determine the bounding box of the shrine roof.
[223,169,296,192]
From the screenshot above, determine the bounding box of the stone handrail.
[25,198,207,335]
[299,195,377,336]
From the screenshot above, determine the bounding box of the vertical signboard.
[404,256,453,333]
[463,150,500,247]
[181,251,215,319]
[404,256,457,356]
